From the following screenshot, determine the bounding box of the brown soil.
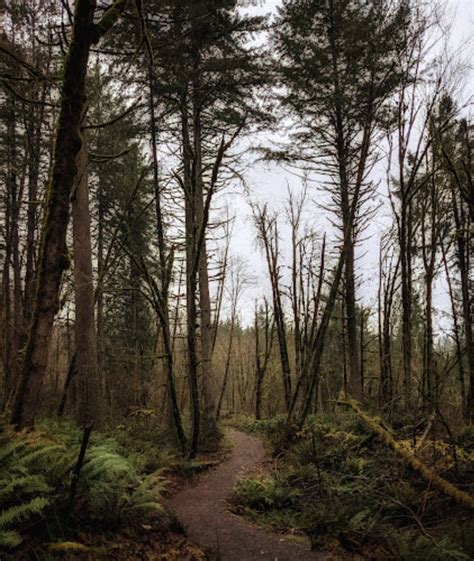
[170,429,326,561]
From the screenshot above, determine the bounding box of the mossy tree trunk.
[340,400,474,510]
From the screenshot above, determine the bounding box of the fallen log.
[337,400,474,510]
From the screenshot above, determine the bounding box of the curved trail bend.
[170,429,325,561]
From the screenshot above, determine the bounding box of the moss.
[340,400,474,510]
[232,410,474,559]
[92,0,130,43]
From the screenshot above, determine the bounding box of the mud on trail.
[170,429,325,561]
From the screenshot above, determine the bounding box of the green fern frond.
[19,444,65,468]
[0,529,23,548]
[83,446,136,481]
[0,497,49,529]
[0,475,50,501]
[0,438,28,464]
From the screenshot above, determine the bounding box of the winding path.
[170,429,325,561]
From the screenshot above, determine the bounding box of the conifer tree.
[273,0,411,399]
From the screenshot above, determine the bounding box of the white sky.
[222,0,473,329]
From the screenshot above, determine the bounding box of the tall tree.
[143,0,268,452]
[433,100,473,420]
[71,127,100,426]
[10,0,130,429]
[253,205,292,411]
[274,0,410,399]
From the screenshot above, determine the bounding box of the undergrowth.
[231,412,474,561]
[0,416,193,559]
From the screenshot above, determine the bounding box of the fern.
[0,475,50,501]
[126,473,167,515]
[0,420,168,551]
[0,438,28,463]
[0,497,50,529]
[79,443,166,524]
[0,530,23,548]
[82,443,134,481]
[0,424,67,551]
[19,442,64,467]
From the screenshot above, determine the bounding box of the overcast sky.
[221,0,473,329]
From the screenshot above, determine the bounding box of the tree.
[254,299,274,420]
[10,0,130,429]
[253,204,292,411]
[141,0,268,453]
[71,126,100,426]
[274,0,410,399]
[432,99,473,420]
[0,0,57,409]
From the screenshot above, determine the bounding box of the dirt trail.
[170,429,325,561]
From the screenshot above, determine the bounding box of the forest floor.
[170,429,326,561]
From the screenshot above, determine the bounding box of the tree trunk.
[96,172,106,403]
[148,67,186,452]
[424,271,434,405]
[344,239,361,398]
[192,73,217,440]
[182,103,200,457]
[24,80,48,325]
[400,202,413,409]
[71,134,99,427]
[216,274,241,422]
[216,314,235,422]
[254,300,273,421]
[441,239,466,418]
[453,192,473,422]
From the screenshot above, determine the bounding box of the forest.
[0,0,473,560]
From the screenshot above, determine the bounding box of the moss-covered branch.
[92,0,130,44]
[338,400,474,510]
